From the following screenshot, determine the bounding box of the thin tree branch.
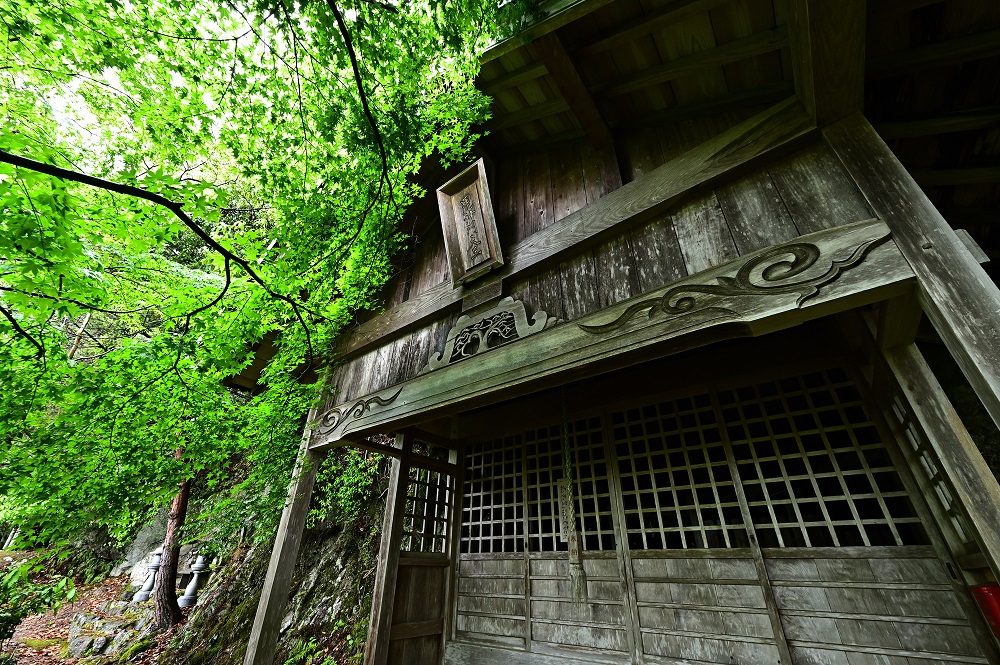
[0,150,319,359]
[0,303,44,357]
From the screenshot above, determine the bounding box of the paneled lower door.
[451,366,996,665]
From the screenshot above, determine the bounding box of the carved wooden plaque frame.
[436,158,503,287]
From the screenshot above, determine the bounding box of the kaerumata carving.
[420,296,549,374]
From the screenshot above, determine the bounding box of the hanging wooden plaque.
[436,158,503,287]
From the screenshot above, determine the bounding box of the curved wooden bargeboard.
[310,218,913,449]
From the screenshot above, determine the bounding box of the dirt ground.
[11,577,185,665]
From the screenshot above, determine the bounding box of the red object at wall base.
[971,584,1000,638]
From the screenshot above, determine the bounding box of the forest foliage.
[0,0,522,555]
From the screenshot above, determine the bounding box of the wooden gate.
[447,365,998,665]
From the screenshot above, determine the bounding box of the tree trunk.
[154,476,191,629]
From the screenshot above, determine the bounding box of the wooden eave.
[476,0,999,262]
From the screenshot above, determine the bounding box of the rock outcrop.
[66,601,156,661]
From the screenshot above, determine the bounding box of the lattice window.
[884,379,973,547]
[401,467,452,553]
[571,417,616,551]
[461,435,525,553]
[723,368,928,548]
[524,417,616,552]
[612,394,748,550]
[525,425,567,553]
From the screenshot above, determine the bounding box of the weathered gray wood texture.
[322,135,878,413]
[386,557,449,664]
[245,423,325,665]
[314,219,913,446]
[824,114,1000,433]
[768,549,990,664]
[331,99,814,368]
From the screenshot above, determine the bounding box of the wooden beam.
[533,32,622,192]
[876,290,923,349]
[316,219,914,445]
[340,437,460,475]
[910,167,1000,187]
[480,0,618,64]
[868,28,1000,79]
[824,114,1000,431]
[875,109,1000,139]
[617,81,794,129]
[363,433,411,665]
[335,98,814,360]
[489,98,569,130]
[244,418,325,665]
[883,343,1000,582]
[955,229,990,265]
[575,0,729,57]
[596,27,788,98]
[784,0,866,126]
[533,33,611,149]
[480,62,547,95]
[388,619,444,641]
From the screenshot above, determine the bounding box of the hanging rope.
[560,385,588,604]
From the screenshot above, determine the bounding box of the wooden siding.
[324,135,874,409]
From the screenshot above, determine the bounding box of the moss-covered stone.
[165,470,385,665]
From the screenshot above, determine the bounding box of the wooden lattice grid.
[461,435,525,553]
[611,392,747,550]
[401,466,452,553]
[720,367,927,548]
[524,417,616,552]
[885,380,974,547]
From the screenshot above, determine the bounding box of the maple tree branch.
[0,303,44,357]
[0,150,318,359]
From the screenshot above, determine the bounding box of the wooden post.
[884,343,1000,581]
[784,0,866,127]
[825,114,1000,432]
[244,412,325,665]
[364,432,412,665]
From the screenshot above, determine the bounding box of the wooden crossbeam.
[868,28,1000,79]
[876,109,1000,139]
[480,61,547,95]
[784,0,866,127]
[910,167,1000,187]
[575,0,729,57]
[490,98,569,130]
[343,436,460,475]
[595,26,788,97]
[533,32,621,191]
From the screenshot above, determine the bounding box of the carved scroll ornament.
[579,231,891,335]
[312,387,403,440]
[420,296,549,374]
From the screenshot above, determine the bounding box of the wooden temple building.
[245,0,1000,663]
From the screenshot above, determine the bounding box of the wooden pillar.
[244,413,325,665]
[883,343,1000,581]
[825,115,1000,431]
[364,432,412,665]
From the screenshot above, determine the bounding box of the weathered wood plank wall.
[323,129,874,409]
